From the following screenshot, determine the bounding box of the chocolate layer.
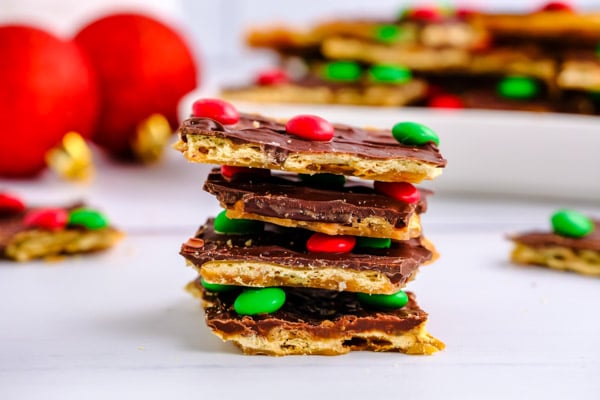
[194,278,427,337]
[203,168,428,228]
[510,221,600,252]
[178,113,447,167]
[180,219,432,285]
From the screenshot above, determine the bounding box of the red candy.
[374,181,420,204]
[24,208,68,230]
[428,94,464,109]
[256,68,289,86]
[306,233,356,253]
[220,165,270,181]
[191,98,240,125]
[409,7,442,22]
[285,115,334,141]
[0,193,26,214]
[539,1,574,12]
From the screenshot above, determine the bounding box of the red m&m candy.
[374,181,420,204]
[24,208,68,230]
[285,115,334,141]
[539,1,574,12]
[0,193,26,215]
[220,165,270,181]
[306,233,356,253]
[409,7,442,22]
[191,98,240,125]
[256,68,289,86]
[428,94,464,109]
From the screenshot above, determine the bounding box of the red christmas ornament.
[0,25,98,177]
[74,13,199,159]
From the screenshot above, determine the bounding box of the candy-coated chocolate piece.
[214,210,264,234]
[24,208,68,230]
[374,181,420,204]
[322,61,362,82]
[428,94,464,109]
[551,209,594,238]
[256,68,289,86]
[191,98,240,125]
[285,115,334,141]
[233,287,286,315]
[357,290,408,309]
[539,1,574,12]
[368,64,411,84]
[408,7,442,22]
[497,76,539,100]
[306,232,356,253]
[373,24,403,43]
[298,173,346,188]
[0,192,26,214]
[220,165,271,181]
[68,208,109,230]
[391,121,440,146]
[356,237,392,249]
[201,277,235,293]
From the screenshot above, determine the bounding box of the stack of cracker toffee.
[222,2,600,115]
[174,98,447,355]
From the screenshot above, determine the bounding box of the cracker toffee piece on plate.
[180,218,436,295]
[186,277,445,356]
[173,113,446,183]
[0,194,123,262]
[509,210,600,276]
[203,167,429,240]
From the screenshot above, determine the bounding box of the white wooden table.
[1,106,599,399]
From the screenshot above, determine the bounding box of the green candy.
[68,208,108,230]
[497,76,539,99]
[392,121,440,146]
[356,237,391,249]
[368,64,411,84]
[551,209,594,238]
[323,61,362,82]
[200,277,234,293]
[357,290,408,309]
[234,287,286,316]
[298,173,346,188]
[373,24,404,43]
[214,210,263,234]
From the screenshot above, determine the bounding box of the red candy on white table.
[256,69,289,86]
[306,232,356,253]
[285,115,334,141]
[428,94,464,109]
[191,98,240,125]
[0,193,26,214]
[374,181,420,204]
[24,208,69,230]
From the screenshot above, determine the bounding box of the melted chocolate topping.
[178,113,447,166]
[180,219,432,284]
[203,168,429,227]
[511,220,600,252]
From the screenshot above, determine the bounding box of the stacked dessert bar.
[222,3,600,115]
[174,98,447,355]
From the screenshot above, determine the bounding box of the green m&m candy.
[368,64,411,84]
[497,76,539,100]
[356,236,391,249]
[322,61,362,82]
[357,289,408,309]
[200,277,234,293]
[234,287,286,315]
[298,173,346,188]
[214,210,263,234]
[373,24,404,43]
[551,209,594,238]
[68,208,109,230]
[392,121,440,146]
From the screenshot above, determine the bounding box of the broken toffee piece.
[187,277,445,356]
[203,168,429,240]
[180,218,435,294]
[174,113,446,183]
[0,196,123,262]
